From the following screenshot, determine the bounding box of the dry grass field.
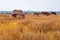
[0,14,60,40]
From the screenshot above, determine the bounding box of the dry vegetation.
[0,14,60,40]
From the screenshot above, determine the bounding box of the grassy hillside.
[0,14,60,40]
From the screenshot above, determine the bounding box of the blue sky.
[0,0,60,11]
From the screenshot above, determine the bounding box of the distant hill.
[0,11,12,14]
[0,11,60,14]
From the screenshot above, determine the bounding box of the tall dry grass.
[0,14,60,40]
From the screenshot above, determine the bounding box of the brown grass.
[0,14,60,40]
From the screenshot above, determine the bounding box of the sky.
[0,0,60,11]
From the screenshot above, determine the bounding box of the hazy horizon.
[0,0,60,11]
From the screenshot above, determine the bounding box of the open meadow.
[0,14,60,40]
